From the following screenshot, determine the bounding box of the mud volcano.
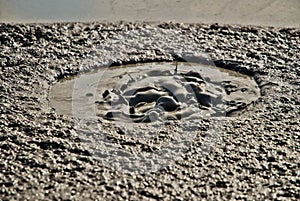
[49,62,260,122]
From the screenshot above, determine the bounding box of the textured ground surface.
[0,22,299,200]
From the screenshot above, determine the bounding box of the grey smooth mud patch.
[49,62,260,120]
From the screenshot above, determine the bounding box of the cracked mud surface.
[0,22,299,200]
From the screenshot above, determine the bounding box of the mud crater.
[49,62,260,122]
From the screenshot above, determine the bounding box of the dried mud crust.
[0,22,299,200]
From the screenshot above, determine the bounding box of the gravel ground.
[0,22,299,200]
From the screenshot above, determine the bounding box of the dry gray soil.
[0,22,299,200]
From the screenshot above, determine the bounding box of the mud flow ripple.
[49,62,261,121]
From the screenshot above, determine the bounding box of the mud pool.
[49,62,260,122]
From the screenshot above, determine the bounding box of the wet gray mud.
[50,62,260,122]
[0,22,299,200]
